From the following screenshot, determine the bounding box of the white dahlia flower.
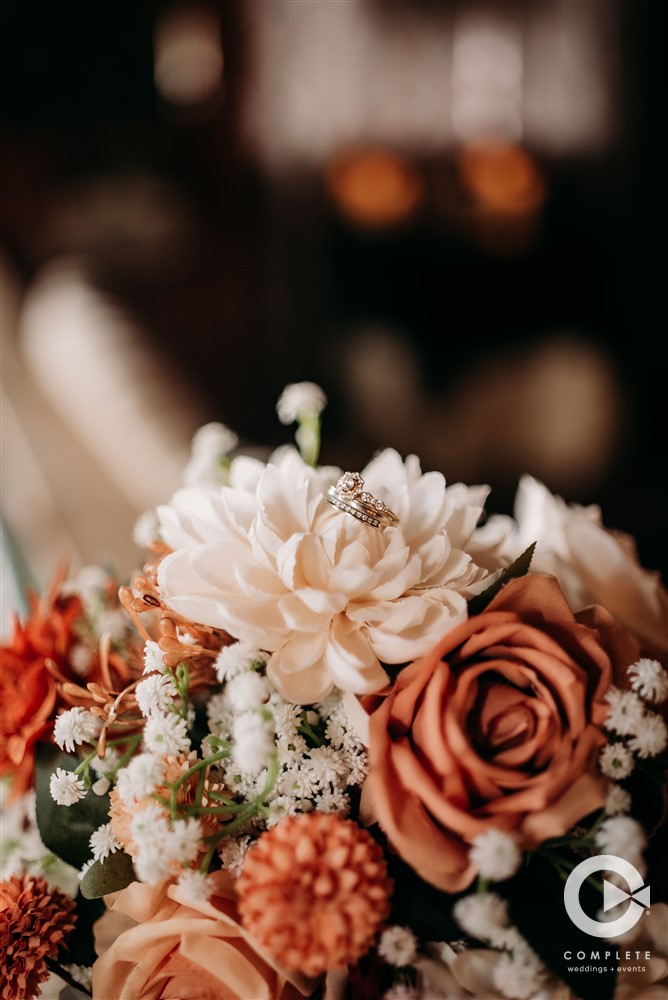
[511,475,668,658]
[156,447,505,702]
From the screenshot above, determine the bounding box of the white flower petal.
[158,447,496,700]
[268,639,332,703]
[228,454,267,492]
[276,591,334,631]
[367,596,468,662]
[325,619,389,693]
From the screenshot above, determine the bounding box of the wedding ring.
[325,472,398,528]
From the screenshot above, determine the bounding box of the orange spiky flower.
[0,874,77,1000]
[237,812,393,976]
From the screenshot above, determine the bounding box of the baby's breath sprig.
[48,732,143,806]
[276,381,327,467]
[198,752,280,873]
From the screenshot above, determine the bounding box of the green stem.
[72,735,138,782]
[109,734,144,777]
[163,748,231,821]
[188,802,253,816]
[203,803,259,842]
[202,754,280,850]
[195,766,207,809]
[297,412,321,467]
[73,746,102,778]
[44,957,91,997]
[298,717,325,748]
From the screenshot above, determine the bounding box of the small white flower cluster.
[628,657,668,702]
[470,829,522,882]
[53,707,100,753]
[89,822,122,863]
[177,867,213,903]
[454,894,548,1000]
[595,816,647,872]
[144,711,191,756]
[206,669,368,871]
[275,382,327,465]
[135,638,192,760]
[599,658,668,811]
[143,639,167,674]
[378,925,418,967]
[218,834,252,877]
[214,640,266,683]
[136,671,179,717]
[115,752,166,803]
[129,803,204,883]
[212,642,275,774]
[182,421,239,488]
[276,382,327,424]
[49,767,87,806]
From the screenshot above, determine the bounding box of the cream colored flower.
[512,475,668,658]
[157,448,502,702]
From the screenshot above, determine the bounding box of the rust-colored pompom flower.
[0,874,77,1000]
[237,812,393,977]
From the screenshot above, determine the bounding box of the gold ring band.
[324,472,398,529]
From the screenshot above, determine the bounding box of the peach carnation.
[237,812,393,976]
[0,874,77,1000]
[109,757,221,861]
[92,871,312,999]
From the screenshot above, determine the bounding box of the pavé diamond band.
[324,472,398,528]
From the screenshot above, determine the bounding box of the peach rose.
[92,872,315,1000]
[364,574,634,892]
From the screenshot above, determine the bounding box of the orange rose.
[92,873,316,1000]
[364,574,632,893]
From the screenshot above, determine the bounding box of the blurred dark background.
[1,0,666,591]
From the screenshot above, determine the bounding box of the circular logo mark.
[564,855,650,938]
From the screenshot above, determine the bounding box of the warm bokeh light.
[451,139,548,254]
[326,146,423,228]
[153,3,224,115]
[456,140,547,214]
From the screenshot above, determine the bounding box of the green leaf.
[80,850,136,899]
[35,742,111,869]
[365,824,463,940]
[467,541,536,616]
[627,758,668,838]
[504,851,616,1000]
[66,892,105,966]
[386,850,462,941]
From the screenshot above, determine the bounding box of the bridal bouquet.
[2,383,667,1000]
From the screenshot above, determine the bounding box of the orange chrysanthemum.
[0,565,83,799]
[0,562,143,798]
[237,812,393,976]
[0,874,77,1000]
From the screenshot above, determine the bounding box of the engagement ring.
[325,472,398,528]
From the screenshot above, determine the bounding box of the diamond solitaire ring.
[324,472,398,528]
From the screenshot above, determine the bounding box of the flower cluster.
[1,382,667,1000]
